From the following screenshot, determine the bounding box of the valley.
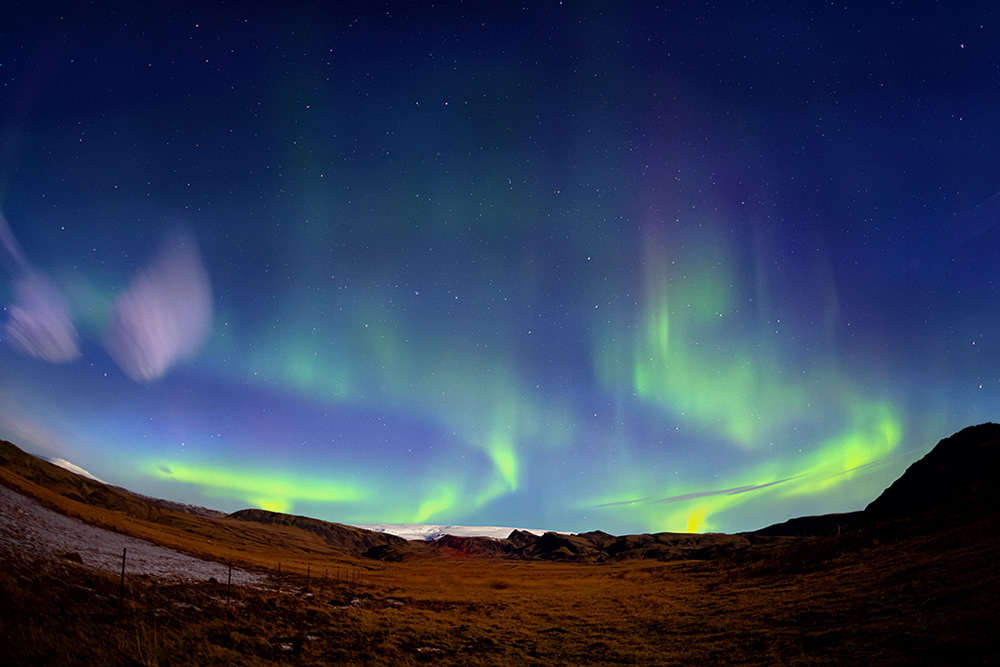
[2,426,999,665]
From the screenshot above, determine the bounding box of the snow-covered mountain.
[353,523,561,541]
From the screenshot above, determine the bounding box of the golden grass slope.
[0,439,385,574]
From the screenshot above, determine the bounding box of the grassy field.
[2,439,999,665]
[4,512,1000,665]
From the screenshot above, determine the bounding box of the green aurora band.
[142,226,912,533]
[148,461,365,514]
[590,231,904,532]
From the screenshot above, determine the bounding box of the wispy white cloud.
[105,229,213,381]
[1,211,80,362]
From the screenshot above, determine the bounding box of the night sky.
[1,2,998,535]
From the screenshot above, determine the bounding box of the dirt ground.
[0,482,267,586]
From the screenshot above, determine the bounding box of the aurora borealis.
[1,3,998,535]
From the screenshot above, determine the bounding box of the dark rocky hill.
[361,526,770,563]
[756,423,1000,536]
[864,422,1000,523]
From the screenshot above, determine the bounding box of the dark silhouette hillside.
[756,422,1000,537]
[865,422,1000,523]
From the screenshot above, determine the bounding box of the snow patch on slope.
[45,457,106,484]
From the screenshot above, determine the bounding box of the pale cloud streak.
[105,229,213,381]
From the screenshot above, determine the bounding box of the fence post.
[119,547,126,614]
[226,562,232,606]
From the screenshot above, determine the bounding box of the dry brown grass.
[2,444,1000,665]
[5,521,1000,665]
